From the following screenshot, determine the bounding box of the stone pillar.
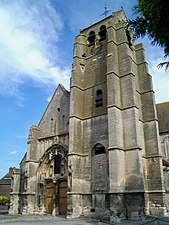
[9,169,20,214]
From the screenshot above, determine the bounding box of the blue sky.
[0,0,169,178]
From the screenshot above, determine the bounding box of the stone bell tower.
[68,10,166,220]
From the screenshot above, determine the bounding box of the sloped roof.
[1,167,14,179]
[38,84,69,126]
[0,167,15,185]
[0,179,11,185]
[156,102,169,134]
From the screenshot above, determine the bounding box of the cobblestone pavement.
[0,218,98,225]
[1,213,169,225]
[0,214,98,225]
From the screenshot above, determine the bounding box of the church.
[9,9,169,220]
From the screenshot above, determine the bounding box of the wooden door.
[46,181,54,214]
[58,180,67,215]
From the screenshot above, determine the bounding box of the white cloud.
[47,96,52,103]
[0,168,4,172]
[144,44,169,104]
[150,59,169,103]
[9,150,17,155]
[0,0,70,98]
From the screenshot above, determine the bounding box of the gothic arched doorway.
[58,180,67,215]
[37,144,68,215]
[46,181,54,214]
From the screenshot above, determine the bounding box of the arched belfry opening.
[88,31,96,46]
[98,25,107,41]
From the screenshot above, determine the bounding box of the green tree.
[0,196,8,205]
[129,0,169,70]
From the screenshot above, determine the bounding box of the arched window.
[88,31,96,46]
[95,89,103,107]
[54,154,62,174]
[94,143,106,155]
[98,25,107,41]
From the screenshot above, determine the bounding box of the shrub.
[0,196,8,205]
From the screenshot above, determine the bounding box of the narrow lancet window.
[95,89,103,107]
[54,154,62,174]
[99,25,107,41]
[88,31,96,46]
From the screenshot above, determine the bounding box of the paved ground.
[0,213,98,225]
[1,212,169,225]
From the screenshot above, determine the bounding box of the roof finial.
[100,3,111,18]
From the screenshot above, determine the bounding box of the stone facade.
[156,102,169,215]
[9,10,169,220]
[10,84,70,215]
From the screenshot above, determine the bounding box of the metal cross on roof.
[100,4,111,18]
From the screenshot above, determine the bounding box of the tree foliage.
[0,196,8,205]
[129,0,169,70]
